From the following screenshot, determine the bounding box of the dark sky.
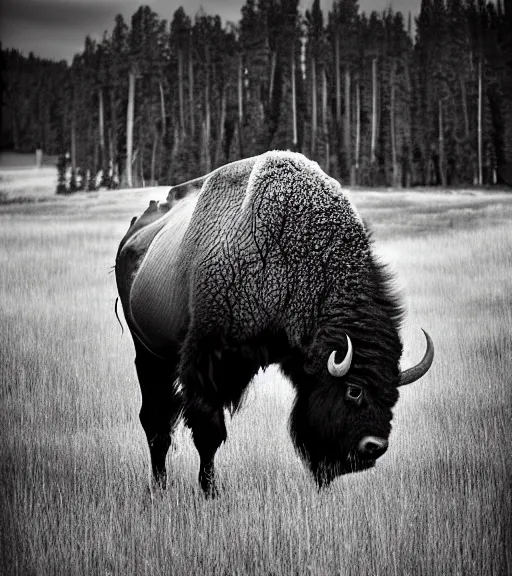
[0,0,421,63]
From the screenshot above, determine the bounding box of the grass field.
[1,182,511,575]
[0,153,57,203]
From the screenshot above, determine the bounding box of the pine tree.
[412,0,436,184]
[169,8,196,182]
[269,0,303,152]
[305,0,324,162]
[327,0,360,181]
[105,15,129,187]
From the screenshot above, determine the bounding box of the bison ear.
[303,329,326,375]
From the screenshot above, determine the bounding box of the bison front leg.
[180,339,228,496]
[134,338,182,490]
[184,397,226,497]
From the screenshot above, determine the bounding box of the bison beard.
[284,261,403,487]
[115,151,434,495]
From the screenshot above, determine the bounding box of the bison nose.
[358,436,388,459]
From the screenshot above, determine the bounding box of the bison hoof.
[199,476,218,498]
[151,471,167,491]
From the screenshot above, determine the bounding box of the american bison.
[115,151,433,494]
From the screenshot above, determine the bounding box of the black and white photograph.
[1,0,511,574]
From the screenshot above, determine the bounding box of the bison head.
[286,326,434,487]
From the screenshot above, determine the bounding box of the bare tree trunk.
[170,124,179,182]
[71,111,76,173]
[477,59,483,186]
[188,34,195,137]
[178,48,185,136]
[126,69,136,188]
[292,44,298,151]
[215,85,227,167]
[139,148,144,187]
[371,57,377,164]
[335,35,341,126]
[237,53,244,158]
[311,56,317,156]
[403,57,412,188]
[269,51,277,102]
[108,128,114,178]
[158,82,166,182]
[355,79,360,182]
[98,88,105,168]
[390,110,401,188]
[322,66,330,173]
[159,82,166,138]
[204,46,211,173]
[390,73,396,173]
[92,140,98,187]
[390,61,398,187]
[238,54,244,124]
[344,67,351,179]
[110,89,118,172]
[237,119,244,158]
[438,99,446,186]
[460,73,469,139]
[150,131,158,184]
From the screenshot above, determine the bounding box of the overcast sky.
[0,0,421,63]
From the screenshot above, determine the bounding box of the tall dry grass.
[1,190,510,575]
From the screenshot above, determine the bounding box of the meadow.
[0,174,511,575]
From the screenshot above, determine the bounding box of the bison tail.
[114,297,124,335]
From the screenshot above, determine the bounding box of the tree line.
[2,0,511,188]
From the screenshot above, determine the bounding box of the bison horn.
[327,335,353,377]
[398,329,434,387]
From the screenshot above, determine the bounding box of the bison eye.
[346,385,363,404]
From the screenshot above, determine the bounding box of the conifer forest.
[2,0,512,188]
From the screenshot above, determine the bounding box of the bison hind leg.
[134,338,183,490]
